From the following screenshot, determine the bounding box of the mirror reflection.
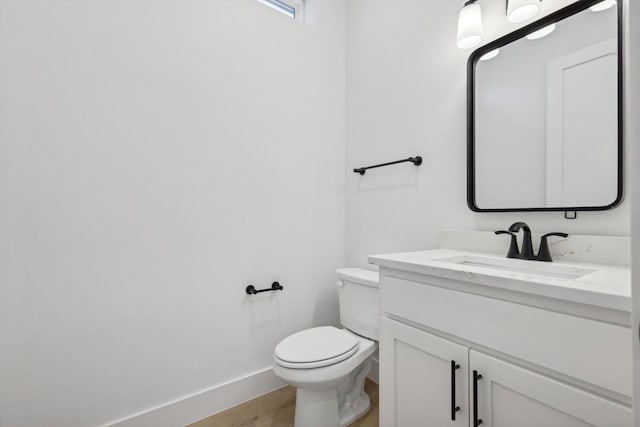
[472,2,620,210]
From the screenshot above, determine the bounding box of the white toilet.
[272,268,379,427]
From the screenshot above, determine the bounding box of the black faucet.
[495,222,568,262]
[536,232,569,262]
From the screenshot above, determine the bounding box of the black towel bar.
[353,156,422,175]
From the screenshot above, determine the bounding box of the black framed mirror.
[467,0,623,213]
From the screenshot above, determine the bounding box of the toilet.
[272,268,380,427]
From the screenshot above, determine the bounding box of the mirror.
[467,0,622,212]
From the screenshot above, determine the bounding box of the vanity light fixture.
[506,0,541,24]
[457,0,483,49]
[526,23,556,40]
[590,0,616,12]
[480,49,500,61]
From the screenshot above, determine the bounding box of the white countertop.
[369,249,631,313]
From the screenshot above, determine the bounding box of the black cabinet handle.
[451,361,461,420]
[473,370,483,426]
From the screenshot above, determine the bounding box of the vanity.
[370,230,632,427]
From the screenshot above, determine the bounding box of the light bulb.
[526,23,556,40]
[480,49,500,61]
[507,0,540,24]
[457,0,483,50]
[590,0,616,12]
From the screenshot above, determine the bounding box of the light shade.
[526,23,556,40]
[457,1,483,50]
[480,49,500,61]
[590,0,616,12]
[507,0,540,24]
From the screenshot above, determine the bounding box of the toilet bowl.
[272,268,380,427]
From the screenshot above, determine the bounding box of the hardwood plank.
[189,379,379,427]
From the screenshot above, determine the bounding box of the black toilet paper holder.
[246,282,283,295]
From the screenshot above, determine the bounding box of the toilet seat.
[274,326,360,369]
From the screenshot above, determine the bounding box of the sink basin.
[435,255,596,280]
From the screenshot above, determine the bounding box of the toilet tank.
[336,268,380,341]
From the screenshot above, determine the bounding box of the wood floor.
[188,379,379,427]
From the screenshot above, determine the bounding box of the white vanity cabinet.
[371,246,633,427]
[380,316,632,427]
[380,317,468,427]
[470,350,631,427]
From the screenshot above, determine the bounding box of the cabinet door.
[380,317,468,427]
[469,350,632,427]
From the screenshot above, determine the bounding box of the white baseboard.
[105,367,285,427]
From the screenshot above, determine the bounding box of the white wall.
[346,0,631,268]
[0,1,346,426]
[627,0,640,421]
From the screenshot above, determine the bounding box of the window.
[256,0,304,20]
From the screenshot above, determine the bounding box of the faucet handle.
[537,232,569,262]
[495,230,520,258]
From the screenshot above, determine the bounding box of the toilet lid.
[274,326,359,366]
